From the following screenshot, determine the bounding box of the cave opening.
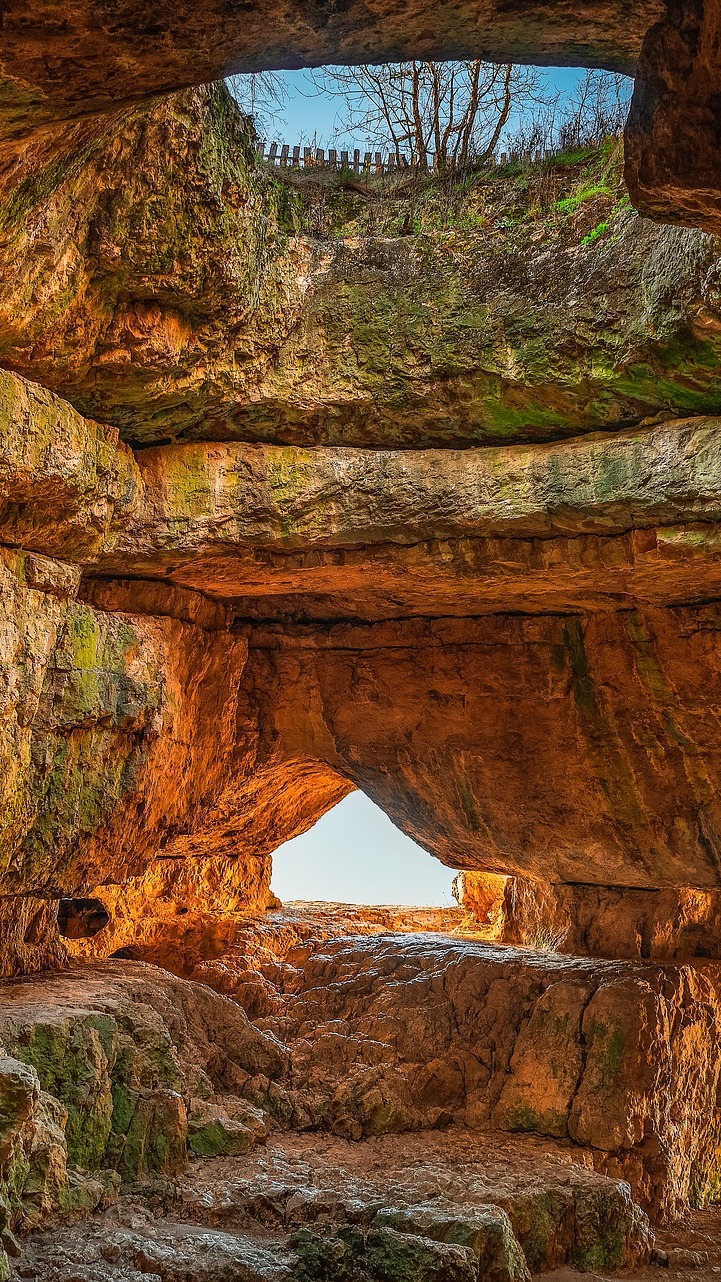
[269,789,456,908]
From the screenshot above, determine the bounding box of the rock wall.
[0,961,284,1271]
[5,0,721,1270]
[239,611,721,889]
[2,89,721,448]
[183,920,721,1222]
[459,873,721,960]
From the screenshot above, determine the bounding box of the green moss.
[585,1018,625,1086]
[503,1104,546,1133]
[574,1232,624,1271]
[505,1190,566,1273]
[564,620,645,826]
[188,1118,254,1157]
[582,221,609,246]
[15,1018,116,1170]
[456,774,482,833]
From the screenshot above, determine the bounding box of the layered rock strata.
[459,872,721,960]
[4,42,721,1278]
[0,0,657,145]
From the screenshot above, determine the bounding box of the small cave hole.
[57,897,110,940]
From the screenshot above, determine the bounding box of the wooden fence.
[259,141,565,174]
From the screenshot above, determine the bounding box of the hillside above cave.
[2,89,720,449]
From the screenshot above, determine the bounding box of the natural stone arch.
[243,610,721,890]
[0,0,719,235]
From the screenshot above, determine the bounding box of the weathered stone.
[0,0,654,146]
[459,872,721,960]
[180,1128,653,1272]
[292,1224,479,1282]
[87,420,721,622]
[0,959,285,1243]
[238,610,721,889]
[374,1204,530,1282]
[2,92,721,448]
[187,1098,266,1158]
[0,370,138,561]
[626,0,721,232]
[186,918,721,1220]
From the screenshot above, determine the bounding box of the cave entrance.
[270,790,456,909]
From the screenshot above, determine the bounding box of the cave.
[4,0,721,1278]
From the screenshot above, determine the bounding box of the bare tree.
[309,61,541,173]
[556,70,631,149]
[507,70,632,156]
[226,72,288,136]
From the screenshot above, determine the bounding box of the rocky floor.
[10,1128,653,1280]
[10,1131,721,1280]
[6,911,721,1279]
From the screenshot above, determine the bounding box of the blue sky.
[236,66,618,148]
[270,790,456,906]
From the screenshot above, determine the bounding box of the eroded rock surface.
[4,7,721,1271]
[8,1129,653,1281]
[459,872,721,961]
[189,927,721,1219]
[2,92,721,448]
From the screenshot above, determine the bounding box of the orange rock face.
[239,610,721,889]
[173,911,721,1221]
[459,872,721,960]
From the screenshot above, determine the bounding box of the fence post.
[353,149,360,174]
[329,148,337,169]
[315,148,324,165]
[363,152,372,173]
[340,150,349,169]
[292,145,300,167]
[280,144,289,167]
[268,142,278,165]
[304,147,313,168]
[374,152,383,173]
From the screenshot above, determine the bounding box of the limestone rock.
[2,91,721,448]
[187,1098,267,1159]
[374,1204,530,1282]
[0,370,138,561]
[459,873,721,960]
[0,0,655,145]
[0,961,286,1244]
[238,610,721,889]
[291,1224,479,1282]
[626,0,721,232]
[179,1128,653,1273]
[189,922,721,1219]
[90,419,721,621]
